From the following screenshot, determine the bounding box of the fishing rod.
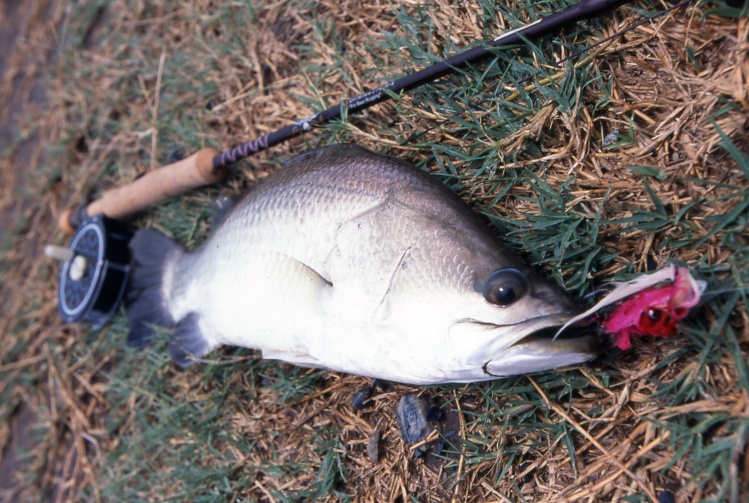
[58,0,637,233]
[213,0,635,167]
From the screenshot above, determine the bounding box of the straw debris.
[1,1,747,502]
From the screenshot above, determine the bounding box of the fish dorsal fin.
[210,195,236,230]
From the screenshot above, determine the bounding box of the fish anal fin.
[169,313,212,367]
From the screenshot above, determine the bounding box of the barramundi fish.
[125,144,598,385]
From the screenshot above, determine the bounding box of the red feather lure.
[556,265,706,350]
[601,267,705,349]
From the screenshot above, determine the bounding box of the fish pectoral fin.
[260,252,333,308]
[280,254,333,287]
[261,349,324,369]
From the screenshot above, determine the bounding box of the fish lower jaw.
[458,313,600,375]
[482,348,596,378]
[482,325,600,377]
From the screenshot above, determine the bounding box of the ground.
[0,0,747,502]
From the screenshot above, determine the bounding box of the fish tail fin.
[125,229,182,349]
[126,230,213,367]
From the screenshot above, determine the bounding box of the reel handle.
[58,147,224,234]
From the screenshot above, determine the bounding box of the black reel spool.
[57,214,132,328]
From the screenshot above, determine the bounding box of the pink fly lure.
[556,265,707,350]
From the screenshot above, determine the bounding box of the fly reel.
[46,214,132,328]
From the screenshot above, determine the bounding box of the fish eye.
[483,268,528,307]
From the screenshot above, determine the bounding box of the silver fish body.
[126,144,597,384]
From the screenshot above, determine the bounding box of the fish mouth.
[460,313,600,378]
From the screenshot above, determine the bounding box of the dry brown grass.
[1,0,747,502]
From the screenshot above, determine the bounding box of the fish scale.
[125,144,598,384]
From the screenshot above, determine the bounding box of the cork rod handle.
[58,148,224,234]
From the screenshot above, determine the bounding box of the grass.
[0,0,748,501]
